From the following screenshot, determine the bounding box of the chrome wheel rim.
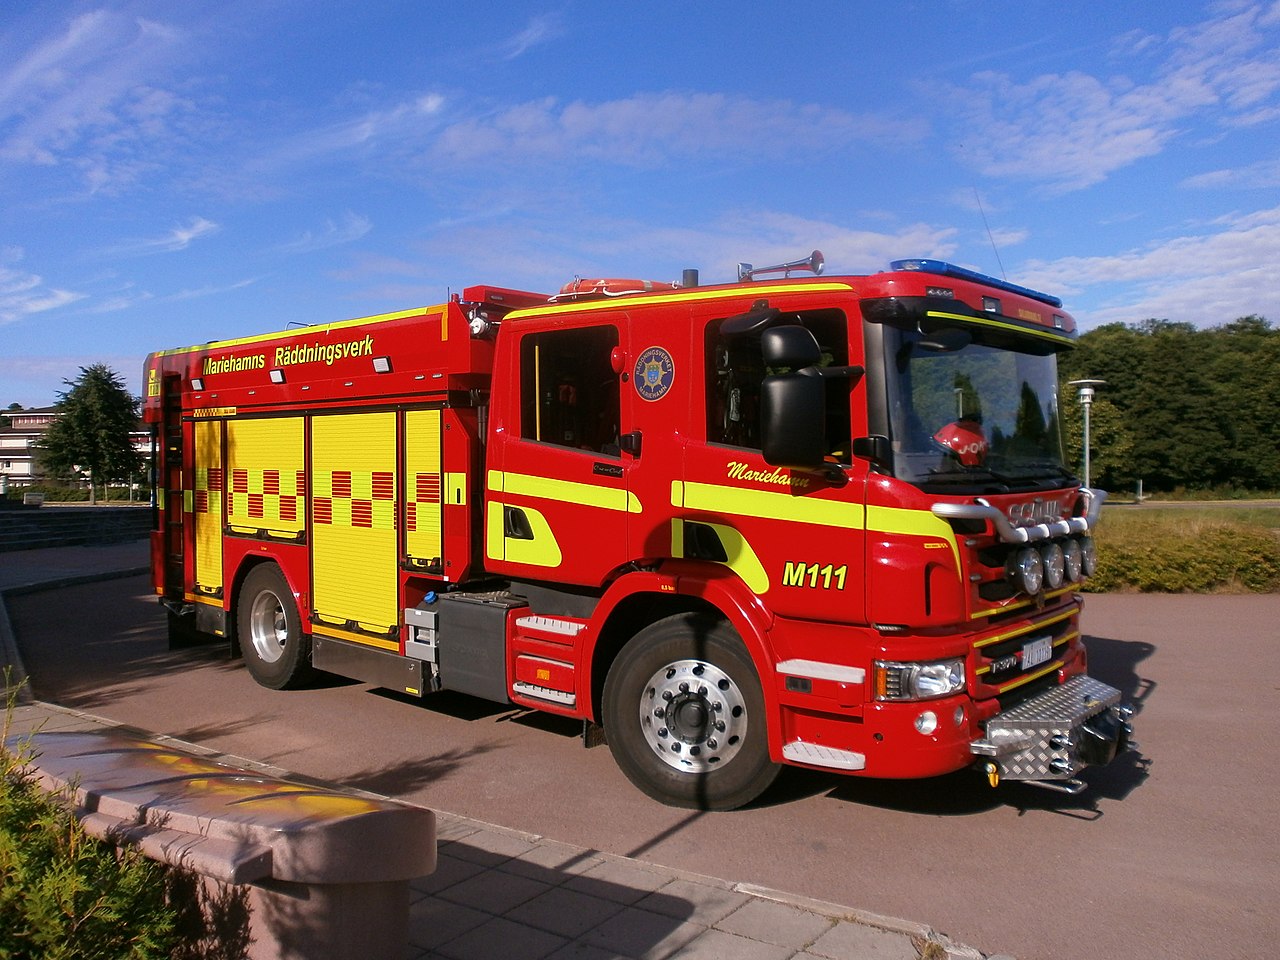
[638,658,747,773]
[248,590,288,664]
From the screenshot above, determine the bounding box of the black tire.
[603,612,780,810]
[236,564,314,690]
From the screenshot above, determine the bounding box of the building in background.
[0,406,150,495]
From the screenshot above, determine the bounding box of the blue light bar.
[889,259,1063,308]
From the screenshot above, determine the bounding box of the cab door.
[485,316,635,588]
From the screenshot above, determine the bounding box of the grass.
[1101,503,1280,532]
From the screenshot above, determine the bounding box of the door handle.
[619,431,642,457]
[503,506,534,540]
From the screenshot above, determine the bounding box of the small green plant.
[0,677,179,960]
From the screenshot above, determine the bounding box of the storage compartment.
[435,592,527,703]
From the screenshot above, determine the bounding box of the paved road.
[9,580,1278,960]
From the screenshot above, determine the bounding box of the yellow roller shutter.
[226,417,305,539]
[405,409,443,569]
[193,419,223,595]
[311,412,398,641]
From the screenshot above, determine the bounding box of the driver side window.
[519,325,621,455]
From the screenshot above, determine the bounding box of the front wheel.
[603,612,779,810]
[236,563,314,690]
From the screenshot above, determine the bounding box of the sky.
[2,0,1279,407]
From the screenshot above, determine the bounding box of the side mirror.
[761,372,825,468]
[761,325,822,369]
[852,435,893,468]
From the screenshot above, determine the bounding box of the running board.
[782,740,866,771]
[512,681,576,707]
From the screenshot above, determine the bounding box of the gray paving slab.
[713,898,836,950]
[668,927,796,960]
[580,905,707,960]
[636,877,752,927]
[436,915,569,960]
[504,886,628,940]
[807,920,922,960]
[564,856,682,905]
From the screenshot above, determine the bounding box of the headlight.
[1062,538,1083,582]
[873,658,966,701]
[1040,541,1065,590]
[1080,536,1098,577]
[1007,546,1043,595]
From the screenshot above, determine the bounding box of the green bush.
[0,714,179,959]
[4,485,146,504]
[1085,521,1280,593]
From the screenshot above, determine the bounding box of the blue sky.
[3,1,1279,407]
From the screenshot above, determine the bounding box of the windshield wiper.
[921,468,1012,491]
[927,466,1015,483]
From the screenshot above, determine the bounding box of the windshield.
[883,325,1074,493]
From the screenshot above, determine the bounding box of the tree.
[1060,394,1136,492]
[1061,315,1280,493]
[37,365,142,504]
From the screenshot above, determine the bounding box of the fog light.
[1008,546,1044,595]
[1062,538,1083,582]
[914,711,938,735]
[1080,536,1098,577]
[1040,541,1065,590]
[954,705,966,727]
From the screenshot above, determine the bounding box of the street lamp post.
[1068,379,1106,488]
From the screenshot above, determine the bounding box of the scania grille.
[971,604,1079,701]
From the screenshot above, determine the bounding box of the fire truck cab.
[144,254,1132,809]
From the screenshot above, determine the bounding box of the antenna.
[973,188,1006,281]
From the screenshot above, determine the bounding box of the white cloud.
[430,92,924,169]
[83,289,154,315]
[108,216,220,256]
[278,212,372,254]
[242,95,447,180]
[163,279,255,302]
[498,14,563,60]
[407,210,958,293]
[0,10,191,192]
[0,250,85,324]
[947,3,1280,190]
[1183,157,1280,188]
[1021,204,1280,326]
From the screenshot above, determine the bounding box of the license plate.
[1022,635,1053,670]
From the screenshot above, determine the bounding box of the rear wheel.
[237,564,313,690]
[603,612,779,810]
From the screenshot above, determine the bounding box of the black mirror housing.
[761,325,822,369]
[761,373,825,468]
[852,435,893,468]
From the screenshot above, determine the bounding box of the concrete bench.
[9,728,436,960]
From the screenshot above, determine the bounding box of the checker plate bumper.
[970,675,1125,780]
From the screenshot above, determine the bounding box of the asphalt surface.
[4,540,1279,959]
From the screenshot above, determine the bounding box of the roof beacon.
[890,259,1063,308]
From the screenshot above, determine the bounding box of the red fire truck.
[143,252,1132,809]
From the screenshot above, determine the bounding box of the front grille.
[996,670,1060,711]
[970,603,1080,702]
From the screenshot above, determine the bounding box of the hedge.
[1085,521,1280,593]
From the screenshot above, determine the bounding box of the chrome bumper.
[971,675,1132,783]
